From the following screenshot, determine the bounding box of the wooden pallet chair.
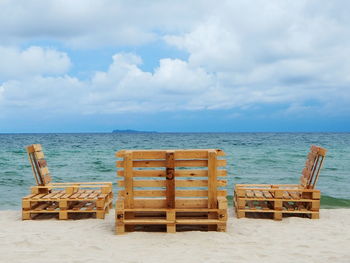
[22,144,113,220]
[115,149,228,234]
[234,145,327,220]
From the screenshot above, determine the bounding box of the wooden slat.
[133,199,208,209]
[46,203,59,211]
[176,219,221,224]
[41,191,59,199]
[23,193,39,199]
[34,151,45,159]
[117,169,227,177]
[246,190,254,198]
[119,190,227,197]
[85,202,96,210]
[208,150,218,209]
[118,179,227,187]
[123,219,170,225]
[262,191,273,199]
[72,201,88,210]
[116,159,226,168]
[40,167,50,176]
[118,170,166,177]
[283,202,295,211]
[124,151,134,208]
[32,193,48,200]
[247,201,255,209]
[88,191,99,199]
[283,192,292,199]
[253,190,264,198]
[116,149,225,159]
[33,144,42,151]
[289,192,301,199]
[261,201,269,210]
[34,203,50,211]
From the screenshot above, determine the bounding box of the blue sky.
[0,0,349,132]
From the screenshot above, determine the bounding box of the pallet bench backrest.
[116,149,227,209]
[300,145,327,189]
[26,144,52,186]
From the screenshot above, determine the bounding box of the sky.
[0,0,349,133]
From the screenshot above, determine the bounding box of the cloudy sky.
[0,0,349,132]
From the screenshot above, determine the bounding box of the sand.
[1,209,350,263]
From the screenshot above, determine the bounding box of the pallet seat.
[22,144,113,220]
[234,145,327,220]
[115,149,228,234]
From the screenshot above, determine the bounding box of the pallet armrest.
[235,184,300,188]
[50,182,112,186]
[33,182,113,188]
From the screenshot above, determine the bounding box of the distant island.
[112,129,157,133]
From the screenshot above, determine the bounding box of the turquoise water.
[0,133,349,209]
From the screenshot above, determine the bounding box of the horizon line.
[1,131,349,134]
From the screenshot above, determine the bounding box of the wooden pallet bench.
[234,145,326,220]
[22,144,113,220]
[115,149,228,234]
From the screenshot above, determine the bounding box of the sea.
[0,132,349,210]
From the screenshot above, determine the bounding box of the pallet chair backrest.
[300,145,327,189]
[26,144,52,186]
[116,149,227,209]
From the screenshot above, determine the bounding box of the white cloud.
[0,46,71,80]
[0,0,215,48]
[0,1,350,119]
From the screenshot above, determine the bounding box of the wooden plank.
[133,199,208,209]
[46,203,59,211]
[116,149,225,159]
[72,201,88,210]
[247,201,255,210]
[40,167,50,176]
[87,190,99,199]
[34,151,45,160]
[119,190,227,197]
[123,219,170,225]
[32,193,48,200]
[33,144,42,151]
[283,192,292,199]
[124,151,134,208]
[118,179,227,187]
[34,203,51,211]
[165,151,175,209]
[283,202,295,211]
[289,192,301,199]
[118,170,166,177]
[117,169,227,177]
[22,193,39,199]
[246,190,254,198]
[176,219,221,224]
[262,191,272,199]
[253,190,264,198]
[261,201,269,210]
[208,150,218,209]
[41,191,59,199]
[116,159,226,168]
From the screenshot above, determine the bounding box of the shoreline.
[1,209,350,263]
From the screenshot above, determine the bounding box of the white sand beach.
[1,209,350,263]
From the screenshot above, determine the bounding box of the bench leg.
[22,211,31,220]
[311,213,320,219]
[59,211,68,220]
[236,210,245,218]
[96,210,105,219]
[167,210,176,233]
[274,211,282,220]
